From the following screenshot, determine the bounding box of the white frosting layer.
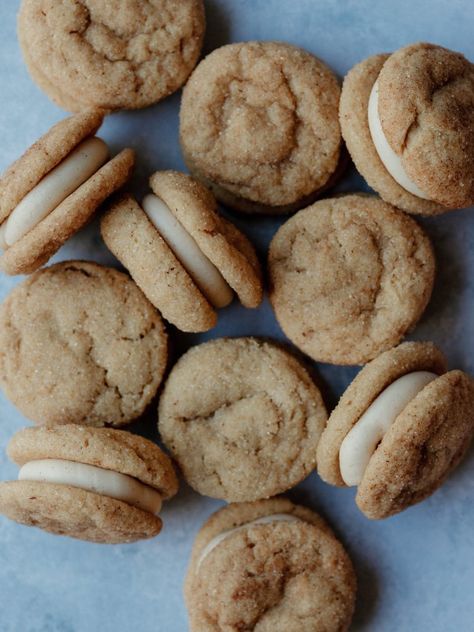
[19,459,162,515]
[0,221,7,251]
[368,81,430,199]
[197,513,301,570]
[339,371,438,486]
[4,137,109,246]
[142,194,233,309]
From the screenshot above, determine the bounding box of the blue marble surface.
[0,1,473,631]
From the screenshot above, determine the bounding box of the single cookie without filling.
[185,498,356,631]
[268,194,435,365]
[0,110,134,275]
[158,337,327,502]
[0,261,167,427]
[18,0,206,112]
[0,425,178,543]
[180,41,342,214]
[317,342,474,519]
[101,170,263,332]
[340,42,474,214]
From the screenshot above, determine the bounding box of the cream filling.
[339,371,438,486]
[197,514,301,570]
[368,80,430,199]
[142,194,234,309]
[18,459,162,515]
[3,136,109,247]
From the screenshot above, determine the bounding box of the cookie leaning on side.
[0,110,134,275]
[340,42,474,215]
[0,425,178,543]
[317,342,474,519]
[101,170,263,333]
[185,499,356,632]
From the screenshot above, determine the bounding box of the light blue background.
[0,1,473,631]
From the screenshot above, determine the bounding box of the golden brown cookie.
[340,43,474,214]
[0,425,178,543]
[18,0,206,112]
[316,342,474,519]
[185,498,356,631]
[0,110,134,275]
[268,194,435,365]
[180,41,342,214]
[158,337,328,502]
[0,261,167,427]
[101,171,263,333]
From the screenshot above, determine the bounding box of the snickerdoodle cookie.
[158,338,327,502]
[180,41,342,214]
[185,498,356,632]
[101,170,263,333]
[268,194,435,365]
[317,342,474,519]
[0,261,167,427]
[340,42,474,215]
[0,425,178,543]
[0,110,134,275]
[18,0,205,112]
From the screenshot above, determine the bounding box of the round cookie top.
[18,0,206,112]
[377,43,474,208]
[268,194,435,365]
[149,170,263,308]
[8,425,178,498]
[0,110,103,225]
[158,338,328,502]
[180,41,341,214]
[317,341,448,486]
[0,261,167,427]
[185,499,356,632]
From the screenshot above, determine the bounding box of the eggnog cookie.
[317,342,474,519]
[0,425,178,543]
[0,110,134,275]
[101,170,263,333]
[340,43,474,215]
[185,499,356,632]
[180,41,342,214]
[158,338,327,502]
[18,0,206,112]
[268,194,435,365]
[0,261,167,427]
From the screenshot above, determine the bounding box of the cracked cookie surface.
[0,261,167,427]
[268,194,435,365]
[185,499,356,632]
[18,0,206,111]
[158,338,327,502]
[180,41,341,214]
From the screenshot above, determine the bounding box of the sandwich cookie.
[0,110,134,275]
[185,498,356,632]
[180,41,342,214]
[340,42,474,215]
[0,261,167,427]
[268,194,435,365]
[158,338,327,502]
[317,342,474,519]
[0,425,178,543]
[18,0,206,112]
[101,170,263,333]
